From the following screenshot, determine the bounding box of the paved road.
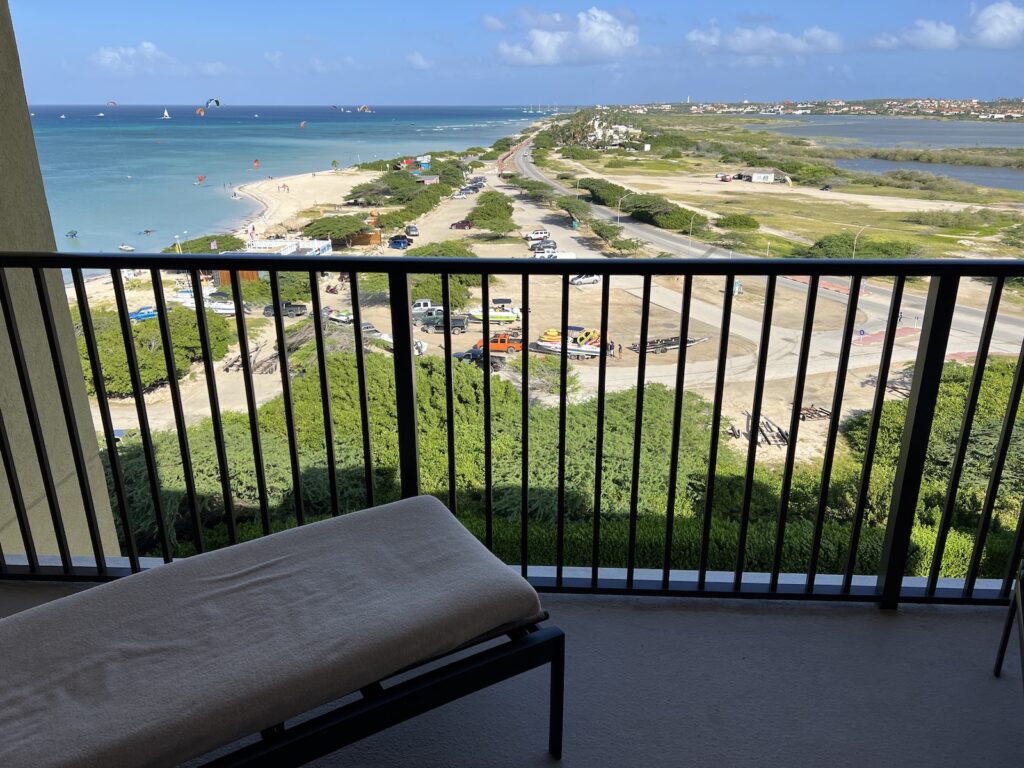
[512,143,1024,361]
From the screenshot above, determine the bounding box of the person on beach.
[618,343,623,359]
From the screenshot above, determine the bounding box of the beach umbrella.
[196,107,206,117]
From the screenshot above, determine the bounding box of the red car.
[450,220,473,230]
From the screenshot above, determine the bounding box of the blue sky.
[11,1,1024,104]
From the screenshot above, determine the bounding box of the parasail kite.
[107,100,118,107]
[330,105,340,110]
[299,121,306,129]
[253,159,260,169]
[195,107,206,117]
[205,98,221,108]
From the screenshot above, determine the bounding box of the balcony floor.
[3,586,1021,767]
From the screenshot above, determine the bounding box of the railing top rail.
[2,251,1024,277]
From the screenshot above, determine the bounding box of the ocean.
[30,105,542,255]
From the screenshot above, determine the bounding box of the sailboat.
[59,114,66,119]
[160,108,171,120]
[96,112,105,117]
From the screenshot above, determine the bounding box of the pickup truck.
[473,332,524,355]
[411,298,441,316]
[264,301,307,318]
[413,306,446,325]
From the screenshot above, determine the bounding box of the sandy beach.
[234,167,382,237]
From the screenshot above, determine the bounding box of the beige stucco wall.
[0,2,120,562]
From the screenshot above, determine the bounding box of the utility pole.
[852,224,869,259]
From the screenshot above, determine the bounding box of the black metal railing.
[0,253,1022,609]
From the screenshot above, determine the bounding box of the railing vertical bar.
[111,269,172,562]
[770,276,819,591]
[441,274,458,516]
[556,275,570,585]
[270,270,304,525]
[308,271,339,517]
[0,401,38,571]
[349,272,375,507]
[626,275,653,589]
[481,275,492,549]
[662,275,693,589]
[74,269,137,571]
[698,275,735,590]
[191,271,236,544]
[592,274,611,587]
[964,335,1024,597]
[387,272,420,499]
[521,273,530,578]
[734,275,776,590]
[151,271,204,552]
[844,276,905,592]
[879,275,960,609]
[0,271,73,572]
[229,271,271,536]
[32,268,107,573]
[928,277,1004,594]
[1001,498,1024,598]
[806,275,862,591]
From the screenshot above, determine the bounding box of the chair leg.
[995,588,1016,678]
[548,632,565,760]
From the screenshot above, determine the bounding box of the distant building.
[417,175,440,185]
[215,238,332,287]
[738,167,788,183]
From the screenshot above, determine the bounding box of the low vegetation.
[161,234,245,254]
[468,190,516,236]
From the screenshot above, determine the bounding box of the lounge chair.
[0,496,564,766]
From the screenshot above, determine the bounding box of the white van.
[553,251,577,260]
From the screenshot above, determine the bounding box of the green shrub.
[717,214,760,231]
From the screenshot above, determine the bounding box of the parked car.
[263,301,307,318]
[421,315,469,334]
[389,235,411,250]
[524,229,551,242]
[473,332,524,355]
[452,193,468,200]
[569,274,601,286]
[453,346,506,371]
[208,291,231,302]
[128,306,157,322]
[820,184,833,191]
[405,225,420,237]
[413,307,447,326]
[359,322,381,337]
[450,220,473,230]
[529,239,557,252]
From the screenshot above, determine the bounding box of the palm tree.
[330,159,339,172]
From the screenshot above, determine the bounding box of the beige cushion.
[0,495,542,768]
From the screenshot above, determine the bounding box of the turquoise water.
[30,105,539,255]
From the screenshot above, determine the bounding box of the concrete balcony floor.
[3,585,1022,767]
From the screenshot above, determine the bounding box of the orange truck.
[473,332,524,354]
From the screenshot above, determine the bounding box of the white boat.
[160,109,171,120]
[118,243,135,252]
[535,327,611,359]
[96,112,105,117]
[59,114,65,119]
[468,305,521,324]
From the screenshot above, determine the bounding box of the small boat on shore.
[118,243,135,252]
[535,327,612,358]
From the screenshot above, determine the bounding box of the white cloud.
[198,61,227,76]
[264,51,283,69]
[309,57,331,74]
[513,9,565,29]
[972,1,1024,47]
[686,23,842,54]
[90,41,178,74]
[499,7,638,66]
[406,51,434,70]
[873,19,960,50]
[481,14,505,32]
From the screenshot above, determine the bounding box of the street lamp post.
[575,178,582,200]
[616,192,635,223]
[688,214,695,249]
[852,224,869,259]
